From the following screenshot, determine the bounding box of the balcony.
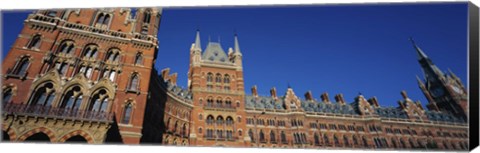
[203,105,236,112]
[30,14,59,25]
[2,102,113,123]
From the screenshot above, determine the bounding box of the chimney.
[320,92,330,103]
[169,73,178,85]
[270,87,277,99]
[304,91,313,101]
[401,90,408,99]
[368,96,380,108]
[335,94,346,105]
[251,85,258,97]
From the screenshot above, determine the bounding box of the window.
[26,35,41,49]
[353,135,358,146]
[56,62,68,76]
[60,86,83,110]
[206,115,214,125]
[198,128,202,134]
[216,98,222,108]
[3,88,13,104]
[29,83,55,106]
[344,135,350,147]
[105,49,120,62]
[88,89,109,112]
[128,74,139,91]
[143,10,151,23]
[362,136,369,148]
[224,74,230,84]
[122,103,133,124]
[134,52,143,65]
[141,26,148,35]
[281,131,287,144]
[94,13,111,29]
[11,57,30,76]
[216,116,224,125]
[314,133,320,146]
[57,40,75,54]
[249,129,255,142]
[82,45,98,58]
[270,131,276,143]
[206,97,214,107]
[324,134,330,145]
[46,10,57,17]
[206,73,213,83]
[259,130,265,142]
[215,73,222,83]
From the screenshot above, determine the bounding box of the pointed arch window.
[94,13,111,29]
[57,40,75,54]
[259,130,265,142]
[215,73,222,83]
[226,116,234,126]
[270,131,276,143]
[249,129,255,142]
[82,45,98,58]
[29,83,55,106]
[26,35,41,49]
[216,98,223,108]
[3,88,13,104]
[122,102,133,124]
[106,49,120,62]
[207,97,214,107]
[143,10,151,23]
[88,89,109,112]
[344,135,350,147]
[324,134,330,145]
[353,135,359,146]
[206,115,214,125]
[182,123,187,137]
[206,73,213,83]
[314,133,320,146]
[362,136,369,148]
[216,116,224,125]
[165,117,171,130]
[128,73,140,91]
[134,52,143,65]
[60,86,83,111]
[11,57,30,76]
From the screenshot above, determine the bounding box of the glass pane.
[100,98,108,112]
[44,93,55,106]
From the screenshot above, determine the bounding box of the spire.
[194,29,201,50]
[416,75,424,85]
[448,68,459,79]
[234,33,242,55]
[409,37,428,60]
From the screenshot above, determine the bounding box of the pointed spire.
[194,29,201,50]
[416,75,424,85]
[448,68,459,79]
[409,37,428,60]
[234,33,242,55]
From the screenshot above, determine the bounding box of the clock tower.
[411,38,468,120]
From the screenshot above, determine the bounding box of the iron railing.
[2,102,113,122]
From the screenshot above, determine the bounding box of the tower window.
[94,13,111,29]
[57,40,75,54]
[3,88,13,104]
[143,10,151,23]
[60,86,83,111]
[11,57,30,76]
[29,82,55,106]
[26,35,41,49]
[128,73,140,91]
[122,102,133,124]
[134,52,143,65]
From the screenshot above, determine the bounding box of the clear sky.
[2,2,468,107]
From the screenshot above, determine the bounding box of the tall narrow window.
[82,45,98,58]
[143,11,151,23]
[12,57,30,76]
[122,103,133,124]
[206,73,213,83]
[95,13,111,29]
[314,133,320,145]
[128,74,139,91]
[324,134,330,145]
[46,10,57,17]
[109,71,116,81]
[57,40,75,54]
[88,89,109,112]
[270,131,276,143]
[215,73,222,83]
[3,88,13,104]
[249,129,255,142]
[60,86,83,110]
[30,83,55,106]
[26,35,41,49]
[134,52,143,65]
[344,135,350,147]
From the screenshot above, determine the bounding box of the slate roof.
[201,42,229,63]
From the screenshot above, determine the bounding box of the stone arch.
[2,126,17,141]
[17,127,56,142]
[58,130,94,144]
[26,80,58,105]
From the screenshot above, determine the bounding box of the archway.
[65,135,88,143]
[2,131,10,141]
[24,132,50,142]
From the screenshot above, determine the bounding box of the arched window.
[259,130,265,142]
[165,117,171,130]
[281,131,286,143]
[324,134,330,145]
[29,83,55,106]
[128,73,139,91]
[344,135,350,147]
[60,86,83,110]
[270,131,276,143]
[353,135,358,146]
[215,73,222,83]
[134,52,143,65]
[56,62,69,76]
[249,129,255,142]
[226,116,234,126]
[216,116,224,125]
[105,49,120,62]
[122,102,133,124]
[333,134,339,146]
[216,98,222,108]
[409,138,416,148]
[143,10,151,23]
[182,123,187,137]
[400,138,406,148]
[362,136,368,148]
[224,74,230,84]
[26,35,41,49]
[3,88,13,104]
[95,13,111,29]
[391,138,397,148]
[82,44,98,58]
[314,133,320,145]
[57,40,75,54]
[173,121,178,133]
[12,57,30,76]
[206,73,213,83]
[225,98,232,108]
[198,128,202,134]
[206,115,214,125]
[88,89,109,112]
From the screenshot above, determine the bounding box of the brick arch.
[17,127,56,142]
[2,126,17,141]
[58,130,94,144]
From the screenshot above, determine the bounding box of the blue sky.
[2,3,468,107]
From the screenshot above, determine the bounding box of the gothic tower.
[410,38,468,120]
[187,30,247,146]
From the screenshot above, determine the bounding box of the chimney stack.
[335,94,346,105]
[270,87,277,99]
[320,92,330,103]
[305,91,313,101]
[252,85,258,97]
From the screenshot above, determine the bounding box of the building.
[2,8,164,144]
[158,31,469,150]
[1,8,470,150]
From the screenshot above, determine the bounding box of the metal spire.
[194,29,201,50]
[409,37,428,60]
